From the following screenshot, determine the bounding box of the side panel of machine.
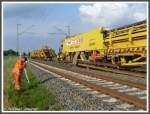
[62,28,104,53]
[104,21,147,49]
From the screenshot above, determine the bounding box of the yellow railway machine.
[59,20,147,67]
[30,46,53,61]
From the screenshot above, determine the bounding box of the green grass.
[4,56,63,111]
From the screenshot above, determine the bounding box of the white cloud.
[133,12,146,21]
[79,3,147,27]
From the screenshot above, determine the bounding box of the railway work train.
[58,20,147,67]
[29,46,57,61]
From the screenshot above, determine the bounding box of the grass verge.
[4,56,63,111]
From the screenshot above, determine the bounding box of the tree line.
[4,49,27,56]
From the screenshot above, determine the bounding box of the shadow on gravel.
[40,77,57,84]
[21,76,57,92]
[34,70,58,84]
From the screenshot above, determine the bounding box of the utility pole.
[16,24,34,57]
[17,24,21,56]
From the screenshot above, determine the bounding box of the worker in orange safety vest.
[12,56,27,91]
[92,51,97,62]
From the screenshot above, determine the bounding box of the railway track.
[77,61,146,78]
[29,60,147,110]
[30,59,146,89]
[31,59,146,85]
[31,59,146,79]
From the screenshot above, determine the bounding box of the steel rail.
[77,62,146,78]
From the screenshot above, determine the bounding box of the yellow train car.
[105,20,147,67]
[30,46,56,61]
[30,50,39,59]
[59,20,147,67]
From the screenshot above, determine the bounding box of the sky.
[3,2,147,53]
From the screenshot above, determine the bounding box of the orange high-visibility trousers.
[12,58,25,90]
[12,69,22,90]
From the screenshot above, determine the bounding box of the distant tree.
[4,49,18,56]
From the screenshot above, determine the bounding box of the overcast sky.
[3,2,147,53]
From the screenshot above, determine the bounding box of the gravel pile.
[28,64,126,111]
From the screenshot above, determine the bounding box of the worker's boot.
[15,84,21,91]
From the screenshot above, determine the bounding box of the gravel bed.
[31,59,146,85]
[28,63,135,111]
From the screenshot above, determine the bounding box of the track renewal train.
[29,46,57,61]
[58,20,147,67]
